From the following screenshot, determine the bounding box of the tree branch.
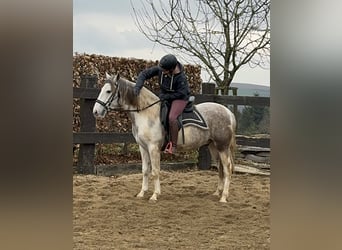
[131,0,270,89]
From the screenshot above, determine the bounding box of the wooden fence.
[73,75,270,174]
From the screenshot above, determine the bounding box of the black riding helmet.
[159,54,178,71]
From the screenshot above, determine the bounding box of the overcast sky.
[73,0,270,86]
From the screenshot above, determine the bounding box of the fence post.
[77,75,97,174]
[228,87,238,117]
[197,83,216,170]
[201,82,216,95]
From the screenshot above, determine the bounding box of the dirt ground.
[73,169,270,250]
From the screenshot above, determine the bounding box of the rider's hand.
[160,93,171,100]
[133,87,140,96]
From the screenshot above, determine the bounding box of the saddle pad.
[182,109,208,130]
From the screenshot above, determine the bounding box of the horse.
[93,73,236,203]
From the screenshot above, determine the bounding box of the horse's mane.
[117,78,138,107]
[117,77,159,109]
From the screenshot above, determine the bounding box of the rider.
[133,54,190,154]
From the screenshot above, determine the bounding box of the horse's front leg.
[136,145,151,198]
[148,144,161,201]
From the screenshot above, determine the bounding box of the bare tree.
[131,0,270,91]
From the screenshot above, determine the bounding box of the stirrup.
[164,141,175,154]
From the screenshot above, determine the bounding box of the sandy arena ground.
[73,170,270,249]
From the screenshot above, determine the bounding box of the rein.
[110,99,161,113]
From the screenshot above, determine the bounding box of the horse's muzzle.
[93,109,106,118]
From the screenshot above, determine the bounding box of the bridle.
[95,79,118,112]
[95,79,161,113]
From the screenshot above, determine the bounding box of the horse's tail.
[229,127,236,174]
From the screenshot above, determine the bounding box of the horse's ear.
[105,72,111,79]
[115,73,120,81]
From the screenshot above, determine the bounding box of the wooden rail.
[73,87,270,106]
[73,132,269,148]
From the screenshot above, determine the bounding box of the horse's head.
[93,72,121,118]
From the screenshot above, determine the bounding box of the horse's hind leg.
[208,144,223,196]
[136,145,151,198]
[218,149,233,203]
[214,161,224,196]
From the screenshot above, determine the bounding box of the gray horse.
[93,73,236,202]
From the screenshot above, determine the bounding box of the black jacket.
[135,62,190,101]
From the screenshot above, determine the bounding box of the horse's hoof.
[149,197,157,203]
[136,191,145,198]
[213,190,221,196]
[149,194,158,202]
[219,197,228,203]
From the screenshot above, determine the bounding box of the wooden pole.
[229,87,238,128]
[197,83,216,170]
[77,75,97,174]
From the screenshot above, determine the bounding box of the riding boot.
[169,120,179,154]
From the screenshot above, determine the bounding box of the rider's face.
[162,69,173,75]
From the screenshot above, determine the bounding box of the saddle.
[160,96,208,150]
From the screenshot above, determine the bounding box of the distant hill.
[230,82,270,97]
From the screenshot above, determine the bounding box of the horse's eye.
[106,90,111,94]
